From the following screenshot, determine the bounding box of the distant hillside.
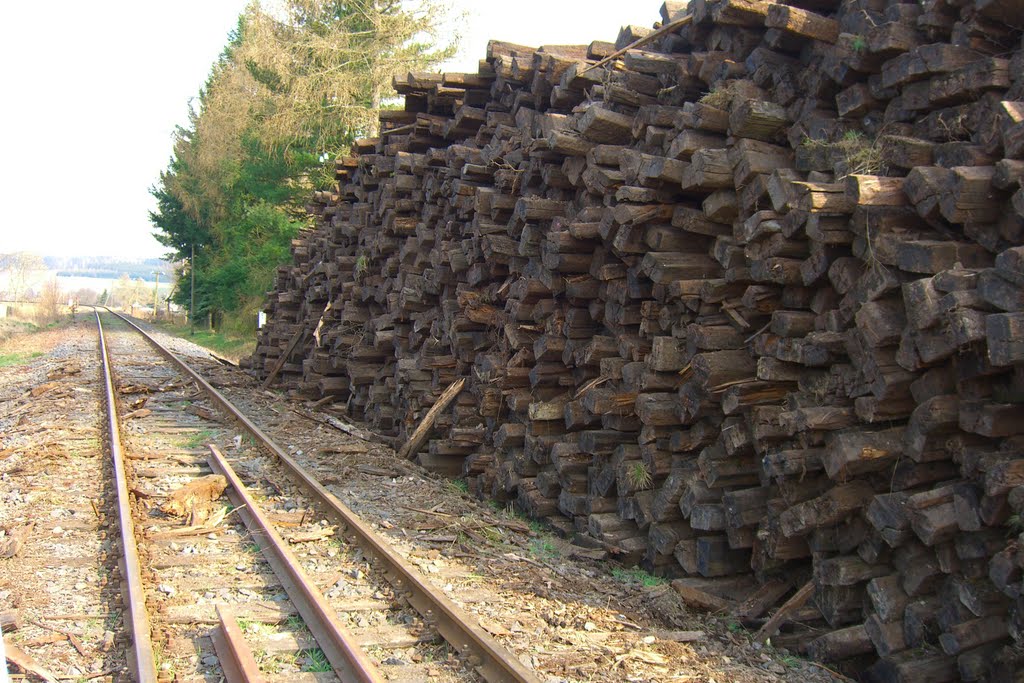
[43,256,174,282]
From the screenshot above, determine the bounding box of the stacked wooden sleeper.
[248,0,1024,678]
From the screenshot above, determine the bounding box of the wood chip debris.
[0,522,34,559]
[29,382,59,398]
[286,526,337,544]
[4,641,59,683]
[160,474,228,525]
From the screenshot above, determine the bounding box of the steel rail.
[210,605,266,683]
[207,445,383,682]
[94,310,159,683]
[108,310,541,683]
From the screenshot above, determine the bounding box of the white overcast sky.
[0,1,661,260]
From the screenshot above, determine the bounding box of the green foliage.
[183,429,216,449]
[445,478,469,494]
[154,320,255,361]
[150,0,456,330]
[530,537,558,562]
[610,567,666,587]
[0,350,43,368]
[300,648,331,673]
[781,655,802,667]
[627,462,653,490]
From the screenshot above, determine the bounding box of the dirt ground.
[1,317,851,682]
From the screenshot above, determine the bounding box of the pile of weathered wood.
[248,0,1024,677]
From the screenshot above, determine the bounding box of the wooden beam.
[754,580,814,644]
[397,378,466,460]
[580,14,693,74]
[261,328,307,390]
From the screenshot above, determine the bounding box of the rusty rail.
[207,445,382,682]
[210,605,266,683]
[107,310,540,683]
[95,310,159,683]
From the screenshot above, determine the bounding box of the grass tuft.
[445,478,469,494]
[802,130,885,178]
[627,462,653,490]
[611,566,666,587]
[300,648,332,672]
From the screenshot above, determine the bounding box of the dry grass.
[698,86,733,109]
[802,130,886,178]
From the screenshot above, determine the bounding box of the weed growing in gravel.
[286,614,308,633]
[477,526,504,544]
[445,478,469,494]
[301,648,331,672]
[611,567,666,587]
[781,654,803,668]
[154,644,176,677]
[243,542,261,554]
[181,429,215,449]
[530,537,558,562]
[0,350,43,367]
[255,650,297,672]
[421,641,451,663]
[244,619,276,637]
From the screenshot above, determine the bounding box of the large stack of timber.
[249,0,1024,677]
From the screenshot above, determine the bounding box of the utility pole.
[190,244,196,336]
[152,271,160,321]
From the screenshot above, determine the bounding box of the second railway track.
[96,310,538,682]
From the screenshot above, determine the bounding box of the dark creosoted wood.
[247,0,1024,677]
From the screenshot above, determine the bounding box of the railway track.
[95,309,539,682]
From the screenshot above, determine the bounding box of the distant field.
[0,271,172,302]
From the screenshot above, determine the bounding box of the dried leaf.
[30,382,59,398]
